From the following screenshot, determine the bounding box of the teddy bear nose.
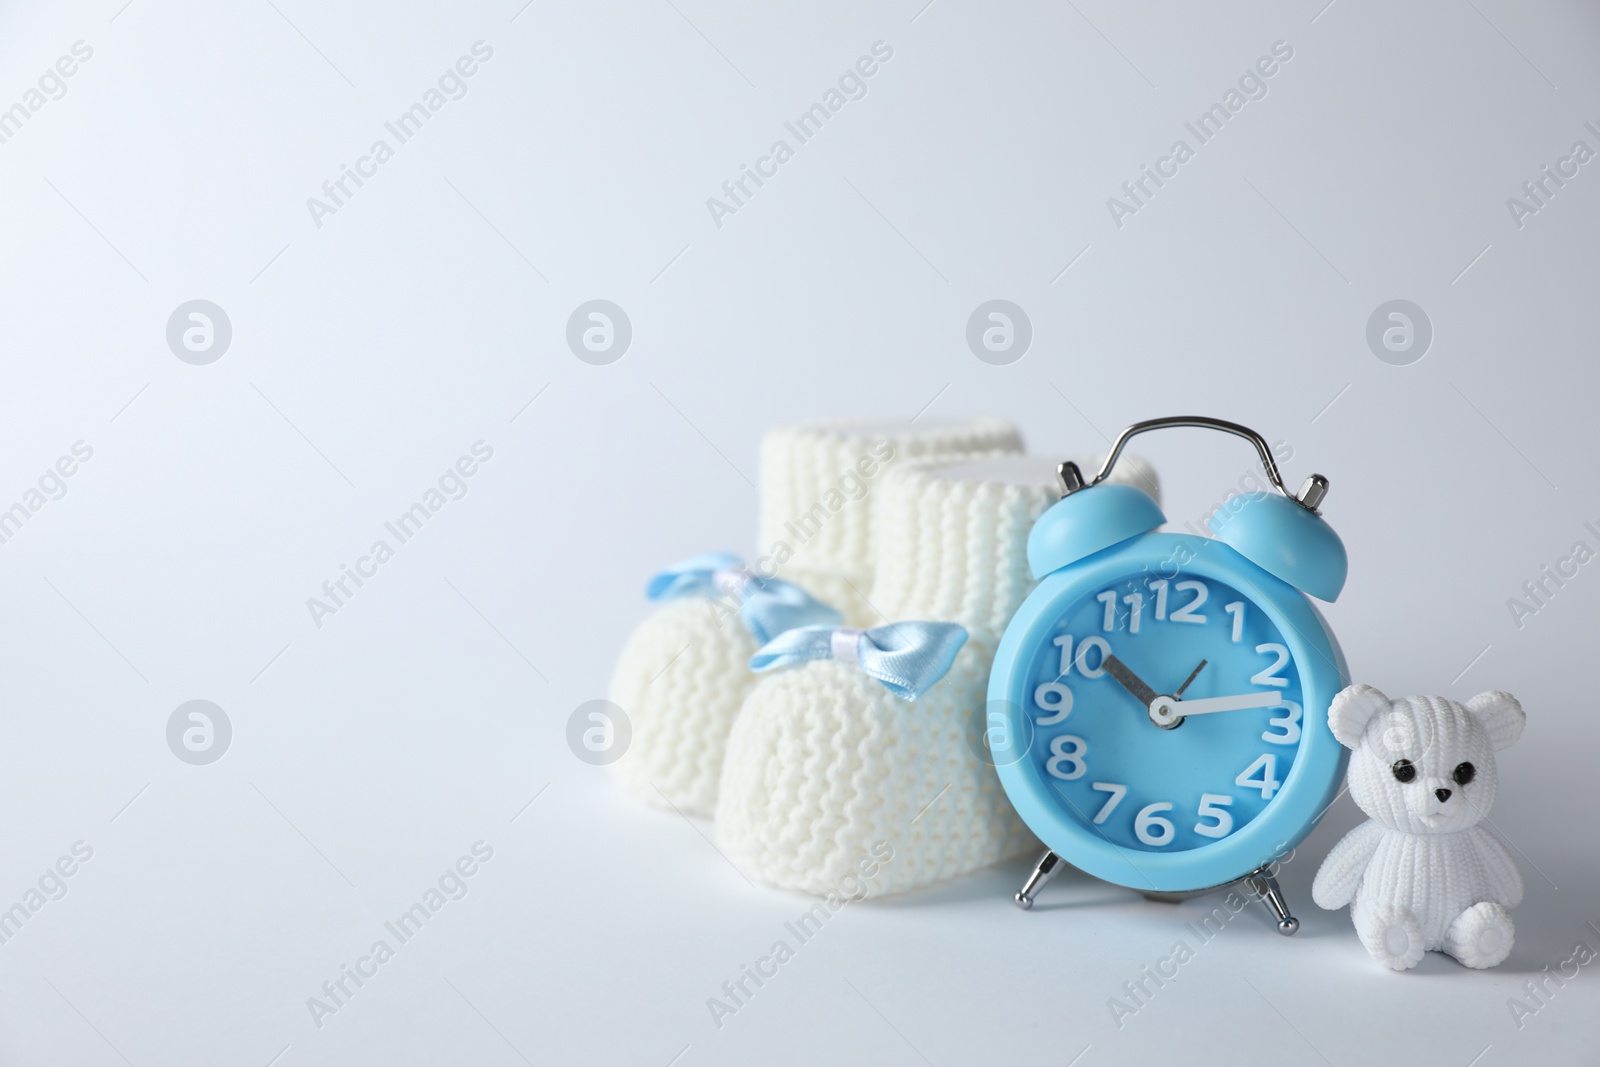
[1434,787,1452,803]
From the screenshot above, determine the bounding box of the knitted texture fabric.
[717,452,1161,897]
[758,417,1023,627]
[609,597,760,816]
[1312,685,1526,970]
[768,570,869,632]
[607,418,1017,816]
[716,636,1034,897]
[869,453,1161,643]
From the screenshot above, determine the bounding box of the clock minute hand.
[1163,691,1284,716]
[1100,654,1160,709]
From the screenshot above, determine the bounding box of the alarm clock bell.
[1030,417,1347,603]
[1208,488,1347,603]
[1026,482,1165,579]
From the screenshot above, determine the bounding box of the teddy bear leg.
[1443,902,1514,969]
[1355,905,1426,970]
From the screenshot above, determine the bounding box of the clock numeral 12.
[1139,579,1206,624]
[1168,580,1208,623]
[1149,579,1168,620]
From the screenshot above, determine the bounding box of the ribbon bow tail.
[647,554,839,644]
[748,625,839,673]
[750,621,968,701]
[645,551,742,600]
[856,622,969,700]
[738,578,842,644]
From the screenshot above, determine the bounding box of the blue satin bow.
[749,621,968,701]
[647,551,841,644]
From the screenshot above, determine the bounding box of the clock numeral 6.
[1045,735,1087,779]
[1134,802,1175,846]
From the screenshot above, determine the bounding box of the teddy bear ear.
[1466,690,1525,751]
[1327,684,1389,749]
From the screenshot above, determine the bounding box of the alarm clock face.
[1021,572,1305,855]
[991,533,1348,892]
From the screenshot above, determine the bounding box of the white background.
[1,0,1597,1063]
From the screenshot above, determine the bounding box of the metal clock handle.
[1056,415,1329,512]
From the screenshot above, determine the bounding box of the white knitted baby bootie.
[718,623,1027,896]
[758,417,1022,627]
[608,416,1020,817]
[718,453,1160,897]
[609,554,839,815]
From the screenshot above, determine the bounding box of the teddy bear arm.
[1470,827,1525,907]
[1311,820,1384,910]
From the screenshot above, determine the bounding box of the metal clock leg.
[1014,849,1062,910]
[1244,866,1299,936]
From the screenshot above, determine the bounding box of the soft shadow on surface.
[870,852,1127,910]
[1273,901,1590,976]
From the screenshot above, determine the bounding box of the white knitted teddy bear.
[1312,684,1525,970]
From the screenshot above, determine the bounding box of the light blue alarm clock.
[988,417,1349,934]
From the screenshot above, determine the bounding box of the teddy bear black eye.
[1452,762,1475,785]
[1391,759,1416,783]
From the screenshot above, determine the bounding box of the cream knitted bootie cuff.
[869,453,1161,643]
[757,417,1023,626]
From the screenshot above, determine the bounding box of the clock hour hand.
[1101,654,1160,709]
[1174,659,1207,698]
